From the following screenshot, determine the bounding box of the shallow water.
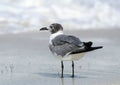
[0,29,120,85]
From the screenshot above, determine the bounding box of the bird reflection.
[61,78,75,85]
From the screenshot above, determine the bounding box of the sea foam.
[0,0,120,34]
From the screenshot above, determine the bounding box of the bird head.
[40,23,63,34]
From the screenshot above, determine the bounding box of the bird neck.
[50,31,63,39]
[49,31,63,44]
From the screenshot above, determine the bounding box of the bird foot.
[61,75,64,78]
[71,75,74,78]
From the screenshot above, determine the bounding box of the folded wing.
[49,35,85,56]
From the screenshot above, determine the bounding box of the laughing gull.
[40,23,103,78]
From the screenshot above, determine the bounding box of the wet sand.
[0,29,120,85]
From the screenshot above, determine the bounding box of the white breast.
[56,52,87,61]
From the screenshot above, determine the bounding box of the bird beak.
[40,27,48,31]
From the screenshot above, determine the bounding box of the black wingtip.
[91,46,103,50]
[83,41,93,47]
[70,46,103,54]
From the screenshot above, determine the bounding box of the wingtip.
[97,46,103,49]
[91,46,103,50]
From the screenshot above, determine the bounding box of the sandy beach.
[0,29,120,85]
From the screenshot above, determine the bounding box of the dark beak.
[40,27,48,31]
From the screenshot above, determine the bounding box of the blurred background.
[0,0,120,34]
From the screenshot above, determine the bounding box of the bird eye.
[50,26,53,28]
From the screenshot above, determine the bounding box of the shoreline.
[0,29,120,85]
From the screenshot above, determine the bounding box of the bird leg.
[72,61,74,77]
[61,61,64,78]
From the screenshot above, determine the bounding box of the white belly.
[56,53,86,61]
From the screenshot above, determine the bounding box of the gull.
[40,23,103,78]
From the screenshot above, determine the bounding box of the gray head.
[40,23,63,34]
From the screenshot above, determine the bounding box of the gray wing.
[52,35,83,46]
[49,35,84,56]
